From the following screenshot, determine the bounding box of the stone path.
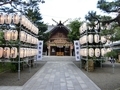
[0,56,101,90]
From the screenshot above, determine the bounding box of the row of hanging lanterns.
[79,34,106,45]
[4,30,18,41]
[0,47,38,59]
[0,13,38,35]
[20,31,38,44]
[0,47,17,58]
[20,48,37,58]
[80,48,112,57]
[3,30,38,44]
[79,22,87,34]
[79,22,101,34]
[20,15,38,34]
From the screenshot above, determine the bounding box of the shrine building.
[46,21,73,56]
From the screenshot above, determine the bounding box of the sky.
[39,0,105,25]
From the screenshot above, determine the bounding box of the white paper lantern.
[94,22,99,30]
[80,49,82,56]
[95,48,100,57]
[21,15,26,25]
[0,47,3,58]
[26,34,30,43]
[20,48,24,58]
[79,23,87,34]
[32,25,36,34]
[30,49,33,56]
[27,21,31,30]
[5,14,12,24]
[89,48,94,57]
[11,30,18,40]
[83,22,87,32]
[10,47,17,58]
[36,38,38,44]
[13,13,20,24]
[94,34,99,43]
[84,35,87,44]
[28,48,31,56]
[84,48,88,56]
[27,48,29,57]
[101,48,106,56]
[35,49,38,55]
[3,47,10,58]
[20,31,26,42]
[101,36,107,43]
[80,37,83,44]
[79,38,82,44]
[106,48,112,53]
[4,30,11,41]
[0,13,4,24]
[106,24,111,30]
[31,37,33,44]
[36,28,39,34]
[88,26,92,30]
[24,18,28,28]
[23,48,27,57]
[88,34,93,43]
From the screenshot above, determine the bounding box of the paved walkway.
[0,56,101,90]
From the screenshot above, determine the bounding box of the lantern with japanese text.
[5,14,12,24]
[13,13,20,24]
[10,47,17,58]
[89,48,94,57]
[11,30,18,40]
[0,13,4,24]
[4,30,11,41]
[95,48,100,57]
[3,47,10,58]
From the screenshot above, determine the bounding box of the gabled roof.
[44,21,71,33]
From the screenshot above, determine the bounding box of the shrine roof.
[45,21,71,33]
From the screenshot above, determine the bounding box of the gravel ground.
[0,59,120,90]
[0,61,47,86]
[73,61,120,90]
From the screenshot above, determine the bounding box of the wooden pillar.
[70,45,73,56]
[48,46,50,56]
[70,49,72,56]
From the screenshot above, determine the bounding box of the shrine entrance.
[46,21,73,56]
[50,46,70,56]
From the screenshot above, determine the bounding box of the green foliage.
[97,0,120,12]
[0,31,4,44]
[112,26,120,41]
[0,0,43,14]
[25,8,48,41]
[68,19,82,42]
[9,63,18,72]
[0,62,11,73]
[104,50,118,59]
[101,25,120,41]
[26,9,43,24]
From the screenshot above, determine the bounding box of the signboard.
[74,40,80,61]
[37,41,43,61]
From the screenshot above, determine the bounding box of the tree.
[68,18,82,42]
[25,7,49,52]
[0,0,45,14]
[85,0,120,60]
[92,0,120,26]
[0,0,49,51]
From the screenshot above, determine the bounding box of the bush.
[9,63,18,72]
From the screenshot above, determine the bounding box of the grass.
[0,62,11,73]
